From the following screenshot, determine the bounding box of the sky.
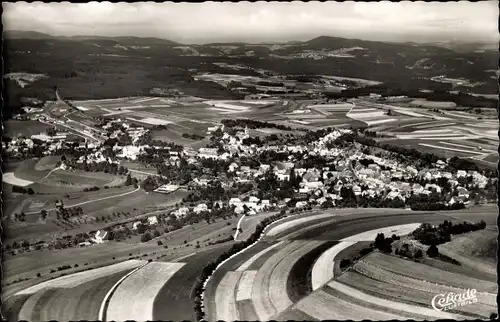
[3,1,499,44]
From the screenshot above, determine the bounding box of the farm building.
[155,184,179,194]
[78,241,92,247]
[93,230,108,244]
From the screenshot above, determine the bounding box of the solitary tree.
[40,209,48,220]
[140,232,152,243]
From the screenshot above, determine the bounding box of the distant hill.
[4,30,179,47]
[3,30,497,110]
[3,30,56,40]
[69,35,179,47]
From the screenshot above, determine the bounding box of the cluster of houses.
[205,127,488,209]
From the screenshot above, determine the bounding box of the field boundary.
[98,261,149,321]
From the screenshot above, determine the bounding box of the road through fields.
[25,187,141,215]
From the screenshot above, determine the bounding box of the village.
[5,115,494,249]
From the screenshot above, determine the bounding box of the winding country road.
[25,187,142,215]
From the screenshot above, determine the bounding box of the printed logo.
[432,289,478,312]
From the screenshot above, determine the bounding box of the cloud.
[2,1,498,43]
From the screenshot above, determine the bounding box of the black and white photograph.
[1,1,498,321]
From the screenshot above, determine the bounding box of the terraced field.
[6,205,496,321]
[204,206,497,320]
[153,244,234,321]
[106,262,185,321]
[3,260,145,321]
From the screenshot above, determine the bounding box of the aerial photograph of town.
[1,1,498,321]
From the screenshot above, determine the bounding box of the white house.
[148,216,158,225]
[436,160,446,169]
[425,183,442,194]
[155,184,179,193]
[234,205,245,214]
[277,174,290,181]
[229,198,243,207]
[261,199,270,207]
[295,201,308,208]
[248,196,260,203]
[305,181,324,190]
[173,207,190,218]
[194,203,209,214]
[228,162,239,172]
[132,221,142,230]
[94,230,108,244]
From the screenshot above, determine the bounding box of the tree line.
[411,220,487,246]
[221,119,292,131]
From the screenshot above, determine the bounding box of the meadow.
[4,120,53,137]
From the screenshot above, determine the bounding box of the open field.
[268,240,325,313]
[34,156,61,171]
[153,244,234,321]
[245,240,307,320]
[150,216,239,247]
[337,270,474,316]
[284,212,452,241]
[438,226,497,276]
[106,262,185,321]
[3,187,185,244]
[311,223,421,290]
[13,159,52,182]
[326,280,468,320]
[204,205,496,320]
[409,99,457,109]
[2,243,162,292]
[236,241,285,271]
[214,271,243,320]
[363,252,497,294]
[295,289,406,320]
[266,213,335,237]
[17,260,144,295]
[71,96,286,128]
[4,120,53,137]
[3,172,35,187]
[204,240,284,321]
[36,170,127,190]
[287,241,338,302]
[350,260,496,314]
[350,98,499,163]
[2,260,144,321]
[5,185,136,217]
[153,127,198,142]
[4,222,238,321]
[278,244,495,321]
